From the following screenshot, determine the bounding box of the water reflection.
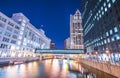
[0,59,117,78]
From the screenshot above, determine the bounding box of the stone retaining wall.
[80,60,120,78]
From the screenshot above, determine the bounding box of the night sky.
[0,0,82,49]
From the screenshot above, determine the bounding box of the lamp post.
[105,48,110,63]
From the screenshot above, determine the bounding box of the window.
[18,36,22,40]
[2,37,9,42]
[104,2,106,7]
[0,22,5,28]
[0,44,8,48]
[107,38,110,43]
[106,32,109,36]
[107,0,110,3]
[105,7,107,12]
[4,32,11,37]
[6,26,12,32]
[112,37,114,41]
[104,40,106,44]
[116,35,120,40]
[100,14,101,18]
[114,27,118,33]
[12,35,17,39]
[8,21,14,27]
[0,29,2,34]
[17,41,21,45]
[20,31,23,35]
[101,6,103,10]
[21,27,24,30]
[108,3,111,8]
[15,25,20,30]
[10,40,16,44]
[0,16,7,22]
[112,0,116,3]
[102,11,104,15]
[99,10,100,13]
[110,30,113,35]
[14,30,19,34]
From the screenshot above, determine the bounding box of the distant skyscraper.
[70,10,84,49]
[64,37,70,49]
[50,41,55,49]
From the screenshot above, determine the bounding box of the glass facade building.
[82,0,120,54]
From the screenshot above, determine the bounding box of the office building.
[70,10,84,49]
[0,12,51,57]
[82,0,120,54]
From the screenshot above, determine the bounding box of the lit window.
[106,32,109,36]
[17,41,21,45]
[105,7,107,12]
[97,13,98,16]
[107,38,110,43]
[100,14,101,18]
[108,3,111,8]
[20,31,23,35]
[99,10,100,13]
[104,40,106,44]
[104,2,106,7]
[110,30,113,35]
[21,23,25,26]
[101,6,103,10]
[114,27,118,33]
[0,29,2,34]
[107,0,110,3]
[111,37,114,41]
[97,17,99,21]
[116,35,120,40]
[95,15,96,19]
[102,41,103,45]
[102,11,104,15]
[112,0,116,3]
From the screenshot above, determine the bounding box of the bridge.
[35,49,84,60]
[35,49,84,54]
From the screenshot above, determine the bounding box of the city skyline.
[0,0,82,49]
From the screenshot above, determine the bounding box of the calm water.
[0,59,117,78]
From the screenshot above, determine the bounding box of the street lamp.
[105,48,111,63]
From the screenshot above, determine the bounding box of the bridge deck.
[35,49,84,54]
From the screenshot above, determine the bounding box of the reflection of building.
[64,37,70,49]
[82,0,120,53]
[70,10,84,49]
[50,42,55,49]
[0,12,51,57]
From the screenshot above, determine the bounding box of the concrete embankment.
[80,59,120,78]
[0,57,39,66]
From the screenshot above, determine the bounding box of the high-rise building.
[0,12,51,57]
[50,41,55,49]
[64,37,70,49]
[82,0,120,53]
[70,10,84,49]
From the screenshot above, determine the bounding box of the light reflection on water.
[0,59,117,78]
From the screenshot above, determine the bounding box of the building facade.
[50,41,55,49]
[0,12,51,57]
[64,37,70,49]
[82,0,120,54]
[70,10,84,49]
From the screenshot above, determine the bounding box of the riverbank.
[80,59,120,78]
[0,57,39,66]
